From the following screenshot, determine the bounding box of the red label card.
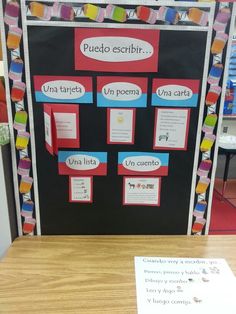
[75,28,159,72]
[34,76,93,103]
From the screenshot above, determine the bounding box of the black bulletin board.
[28,26,207,235]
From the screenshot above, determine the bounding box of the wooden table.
[0,235,236,313]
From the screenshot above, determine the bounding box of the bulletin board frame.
[0,0,235,236]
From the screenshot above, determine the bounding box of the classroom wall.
[0,62,3,76]
[0,146,12,258]
[0,50,11,257]
[215,23,236,179]
[217,119,236,180]
[0,56,17,257]
[0,34,2,61]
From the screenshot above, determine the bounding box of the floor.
[214,178,236,207]
[209,178,236,235]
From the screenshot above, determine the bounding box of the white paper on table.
[135,256,236,314]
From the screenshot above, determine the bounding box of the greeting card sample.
[152,79,199,107]
[97,77,148,108]
[34,76,92,103]
[44,104,80,155]
[58,151,107,176]
[123,177,161,206]
[75,28,159,72]
[153,108,190,150]
[69,176,93,203]
[107,108,136,144]
[44,108,53,154]
[118,152,169,176]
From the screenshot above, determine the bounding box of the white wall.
[0,146,12,259]
[0,60,12,258]
[0,61,3,75]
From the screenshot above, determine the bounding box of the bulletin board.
[0,0,235,236]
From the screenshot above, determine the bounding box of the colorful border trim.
[2,0,36,235]
[25,2,211,26]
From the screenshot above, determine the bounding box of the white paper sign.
[103,83,141,101]
[154,108,190,150]
[108,108,135,144]
[42,80,85,100]
[54,113,77,139]
[123,177,160,206]
[135,257,236,314]
[80,37,154,62]
[69,176,92,203]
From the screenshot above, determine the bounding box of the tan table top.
[0,235,236,313]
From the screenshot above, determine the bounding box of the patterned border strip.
[24,1,211,26]
[192,1,232,235]
[3,0,36,235]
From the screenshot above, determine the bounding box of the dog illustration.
[159,132,169,141]
[128,182,135,189]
